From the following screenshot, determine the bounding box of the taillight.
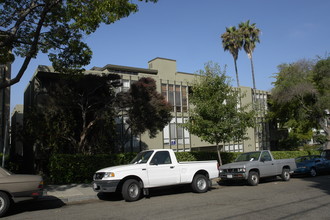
[38,181,44,189]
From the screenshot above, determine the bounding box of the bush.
[47,150,322,184]
[48,153,137,184]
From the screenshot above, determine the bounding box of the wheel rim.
[310,169,316,177]
[0,197,4,211]
[251,174,258,184]
[284,171,289,179]
[197,178,207,190]
[128,184,139,198]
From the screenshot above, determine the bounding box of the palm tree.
[221,26,242,88]
[238,20,260,90]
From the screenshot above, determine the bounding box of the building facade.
[10,105,24,157]
[24,57,271,153]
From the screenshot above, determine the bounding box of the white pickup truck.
[92,149,219,201]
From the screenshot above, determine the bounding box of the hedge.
[48,150,321,184]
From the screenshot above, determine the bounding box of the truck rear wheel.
[0,192,10,217]
[121,179,142,202]
[191,174,209,193]
[247,171,259,186]
[281,168,290,181]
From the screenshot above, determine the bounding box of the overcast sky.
[10,0,330,112]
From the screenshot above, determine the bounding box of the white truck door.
[147,151,181,187]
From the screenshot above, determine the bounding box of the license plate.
[227,174,233,179]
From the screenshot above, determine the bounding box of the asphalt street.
[3,174,330,219]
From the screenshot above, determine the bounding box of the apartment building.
[25,57,271,153]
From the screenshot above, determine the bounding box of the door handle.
[142,168,146,171]
[170,166,175,169]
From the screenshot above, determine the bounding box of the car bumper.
[293,168,310,175]
[12,189,44,203]
[92,180,120,192]
[219,173,247,180]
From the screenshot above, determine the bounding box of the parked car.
[93,149,219,201]
[294,155,330,177]
[219,150,297,186]
[0,167,43,217]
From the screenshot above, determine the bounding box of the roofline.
[148,57,176,63]
[91,64,158,75]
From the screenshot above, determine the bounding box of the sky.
[9,0,330,112]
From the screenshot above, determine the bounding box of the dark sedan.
[294,155,330,177]
[0,167,43,217]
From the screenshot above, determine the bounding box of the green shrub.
[175,151,241,164]
[272,151,320,159]
[48,153,137,184]
[47,149,322,184]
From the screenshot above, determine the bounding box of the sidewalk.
[43,184,99,203]
[42,178,220,204]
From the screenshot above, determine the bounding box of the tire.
[121,179,142,202]
[281,168,290,181]
[310,168,317,177]
[191,174,209,193]
[247,171,259,186]
[0,192,10,217]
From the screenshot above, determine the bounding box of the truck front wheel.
[281,168,290,181]
[247,171,259,186]
[121,179,142,202]
[191,174,209,193]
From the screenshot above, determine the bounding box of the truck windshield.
[235,152,261,162]
[130,150,154,164]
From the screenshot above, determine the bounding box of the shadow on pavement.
[97,184,218,201]
[293,173,330,195]
[4,197,66,218]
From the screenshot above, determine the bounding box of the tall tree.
[269,58,330,149]
[25,73,121,153]
[0,0,157,89]
[116,77,172,152]
[221,26,242,87]
[238,20,260,90]
[183,62,255,165]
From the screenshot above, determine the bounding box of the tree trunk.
[249,53,256,90]
[234,59,240,88]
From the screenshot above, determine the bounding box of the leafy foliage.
[183,62,255,165]
[116,77,172,150]
[25,73,121,157]
[47,150,319,184]
[221,20,260,89]
[238,20,260,89]
[221,26,242,87]
[269,58,330,149]
[0,0,157,88]
[49,153,137,184]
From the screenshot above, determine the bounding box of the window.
[163,118,190,145]
[150,151,172,165]
[161,83,188,112]
[260,151,272,161]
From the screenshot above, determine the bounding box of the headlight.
[219,170,224,173]
[237,168,246,172]
[104,172,115,178]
